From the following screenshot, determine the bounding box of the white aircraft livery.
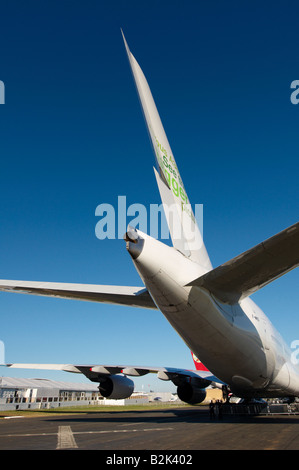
[1,32,299,404]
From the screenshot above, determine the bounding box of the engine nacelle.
[99,375,134,399]
[177,382,207,405]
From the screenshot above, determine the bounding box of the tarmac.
[1,405,299,451]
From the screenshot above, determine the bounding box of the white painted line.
[72,427,174,435]
[0,425,174,448]
[56,426,78,450]
[4,416,25,419]
[0,432,57,437]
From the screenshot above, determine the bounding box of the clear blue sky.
[0,0,298,392]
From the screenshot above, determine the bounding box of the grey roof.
[0,376,99,391]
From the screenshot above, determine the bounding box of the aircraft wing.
[187,221,299,304]
[5,362,223,388]
[0,281,157,309]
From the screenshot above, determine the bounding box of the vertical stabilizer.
[191,352,209,372]
[122,31,212,270]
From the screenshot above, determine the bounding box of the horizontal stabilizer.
[187,221,299,304]
[0,280,157,309]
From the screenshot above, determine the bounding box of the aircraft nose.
[124,226,144,259]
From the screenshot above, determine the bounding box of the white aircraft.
[1,32,299,404]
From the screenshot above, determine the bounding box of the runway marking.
[72,427,173,435]
[0,426,173,439]
[4,416,25,419]
[1,432,57,437]
[56,426,78,450]
[0,426,174,450]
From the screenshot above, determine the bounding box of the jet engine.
[177,382,207,405]
[98,375,134,399]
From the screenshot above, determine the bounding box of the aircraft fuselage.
[127,227,299,398]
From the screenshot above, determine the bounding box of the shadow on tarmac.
[41,406,299,425]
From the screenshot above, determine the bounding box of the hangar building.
[0,376,102,410]
[0,376,149,410]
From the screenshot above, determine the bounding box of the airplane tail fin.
[191,352,209,372]
[122,31,212,270]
